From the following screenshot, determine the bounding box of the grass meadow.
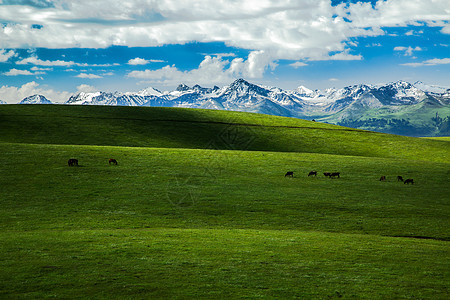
[0,105,448,298]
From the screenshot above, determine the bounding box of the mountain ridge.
[16,79,450,136]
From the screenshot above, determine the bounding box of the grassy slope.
[0,105,448,298]
[0,104,448,162]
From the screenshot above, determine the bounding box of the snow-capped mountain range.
[13,79,450,136]
[60,79,449,118]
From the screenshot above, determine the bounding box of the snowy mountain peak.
[229,78,252,89]
[136,87,162,97]
[176,84,190,92]
[296,85,317,96]
[226,78,270,97]
[388,80,413,89]
[19,94,52,104]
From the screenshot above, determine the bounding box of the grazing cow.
[379,176,386,181]
[323,172,331,177]
[404,179,414,185]
[109,158,118,165]
[397,176,404,182]
[285,171,294,177]
[68,158,78,167]
[330,172,340,178]
[308,171,317,177]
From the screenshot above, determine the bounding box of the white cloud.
[128,58,150,65]
[309,50,363,61]
[394,46,422,56]
[0,0,449,77]
[128,51,276,87]
[0,49,16,62]
[425,58,450,64]
[16,56,120,67]
[76,84,97,93]
[127,57,165,65]
[0,0,393,62]
[405,30,423,36]
[400,57,450,67]
[442,25,450,34]
[0,81,71,103]
[76,73,102,79]
[289,61,308,68]
[3,68,45,76]
[338,0,450,28]
[31,66,52,71]
[17,56,75,66]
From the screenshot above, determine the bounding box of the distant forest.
[337,115,450,137]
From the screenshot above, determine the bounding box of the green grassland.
[0,105,448,298]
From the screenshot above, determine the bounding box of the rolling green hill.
[0,105,448,298]
[0,104,448,162]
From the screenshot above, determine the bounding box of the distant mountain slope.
[0,105,448,163]
[17,79,450,136]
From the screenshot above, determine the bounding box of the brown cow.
[379,176,386,181]
[109,158,118,165]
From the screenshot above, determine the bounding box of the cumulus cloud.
[0,0,449,82]
[128,51,276,87]
[3,68,45,76]
[394,46,422,56]
[3,0,447,63]
[289,61,308,68]
[76,84,97,93]
[16,56,120,67]
[337,0,450,28]
[127,58,164,65]
[0,81,71,103]
[0,49,17,62]
[401,57,450,67]
[75,73,102,79]
[17,56,75,66]
[128,58,150,65]
[31,66,52,71]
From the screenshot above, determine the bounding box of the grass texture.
[0,105,448,298]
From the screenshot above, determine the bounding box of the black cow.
[397,176,404,182]
[379,176,386,181]
[109,158,118,165]
[285,171,294,177]
[308,171,317,177]
[404,179,414,185]
[323,172,331,177]
[329,172,340,178]
[68,158,78,167]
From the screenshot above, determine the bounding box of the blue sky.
[0,0,449,103]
